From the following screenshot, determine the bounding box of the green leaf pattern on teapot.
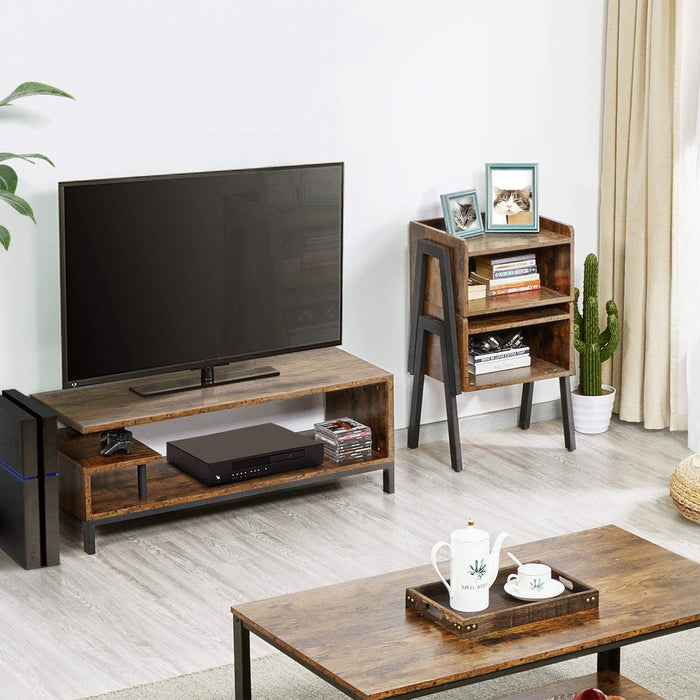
[469,558,487,580]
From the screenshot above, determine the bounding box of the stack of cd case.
[314,417,372,463]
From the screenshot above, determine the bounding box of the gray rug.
[82,627,700,699]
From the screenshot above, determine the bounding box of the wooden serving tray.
[406,563,599,638]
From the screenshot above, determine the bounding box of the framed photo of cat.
[440,189,484,238]
[485,163,539,232]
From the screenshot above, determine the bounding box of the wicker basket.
[670,454,700,524]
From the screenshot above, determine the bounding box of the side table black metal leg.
[444,388,462,472]
[407,238,462,471]
[407,323,429,449]
[597,647,620,673]
[83,521,96,555]
[233,616,252,699]
[519,382,534,430]
[559,376,576,451]
[438,321,462,472]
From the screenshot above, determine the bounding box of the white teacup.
[507,563,551,594]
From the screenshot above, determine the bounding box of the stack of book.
[470,253,540,296]
[468,344,531,375]
[314,417,372,463]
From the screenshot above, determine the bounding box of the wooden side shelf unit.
[34,347,395,553]
[408,216,575,470]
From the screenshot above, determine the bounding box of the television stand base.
[33,347,394,554]
[129,364,280,397]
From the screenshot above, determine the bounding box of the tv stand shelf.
[34,348,395,554]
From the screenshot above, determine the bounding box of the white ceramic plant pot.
[571,385,616,434]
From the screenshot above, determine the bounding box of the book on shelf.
[469,346,530,363]
[467,278,487,300]
[471,272,540,287]
[467,354,531,375]
[470,273,541,295]
[473,262,538,279]
[477,252,536,267]
[487,283,541,296]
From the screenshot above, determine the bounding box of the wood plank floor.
[0,418,696,699]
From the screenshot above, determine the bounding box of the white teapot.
[431,519,510,612]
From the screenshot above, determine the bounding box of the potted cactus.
[571,253,620,434]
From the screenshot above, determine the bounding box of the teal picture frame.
[485,163,539,233]
[440,189,484,238]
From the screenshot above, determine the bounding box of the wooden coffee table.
[231,526,700,698]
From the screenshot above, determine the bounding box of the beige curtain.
[678,1,700,446]
[598,0,679,428]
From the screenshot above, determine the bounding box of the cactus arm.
[600,299,620,363]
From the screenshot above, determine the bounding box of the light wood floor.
[0,418,696,699]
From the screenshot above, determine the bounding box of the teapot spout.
[485,532,510,586]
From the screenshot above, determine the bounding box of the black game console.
[0,390,60,569]
[166,423,324,486]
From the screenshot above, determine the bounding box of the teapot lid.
[454,518,489,542]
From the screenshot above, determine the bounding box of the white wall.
[1,1,606,449]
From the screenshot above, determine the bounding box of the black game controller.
[100,428,134,456]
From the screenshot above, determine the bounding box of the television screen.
[59,162,343,391]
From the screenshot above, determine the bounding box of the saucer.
[504,578,565,602]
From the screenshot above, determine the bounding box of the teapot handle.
[430,541,453,598]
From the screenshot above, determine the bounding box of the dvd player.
[166,423,324,486]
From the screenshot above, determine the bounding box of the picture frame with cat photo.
[485,163,539,232]
[440,189,484,238]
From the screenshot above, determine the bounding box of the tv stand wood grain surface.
[33,348,395,554]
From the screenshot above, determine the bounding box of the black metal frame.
[408,239,463,472]
[79,460,395,554]
[408,237,575,471]
[231,616,700,699]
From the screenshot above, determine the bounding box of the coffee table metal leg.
[597,647,620,673]
[233,616,252,699]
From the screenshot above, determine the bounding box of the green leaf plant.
[573,253,620,396]
[0,82,74,251]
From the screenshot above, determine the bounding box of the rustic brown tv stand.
[33,348,395,554]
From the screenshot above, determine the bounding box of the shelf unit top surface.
[413,217,572,255]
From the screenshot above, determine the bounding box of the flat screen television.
[59,162,343,396]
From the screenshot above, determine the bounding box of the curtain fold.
[678,1,700,447]
[598,0,678,428]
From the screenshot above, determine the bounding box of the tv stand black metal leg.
[383,463,395,493]
[408,239,462,472]
[83,522,96,555]
[138,464,148,499]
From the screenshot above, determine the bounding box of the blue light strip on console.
[0,459,37,482]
